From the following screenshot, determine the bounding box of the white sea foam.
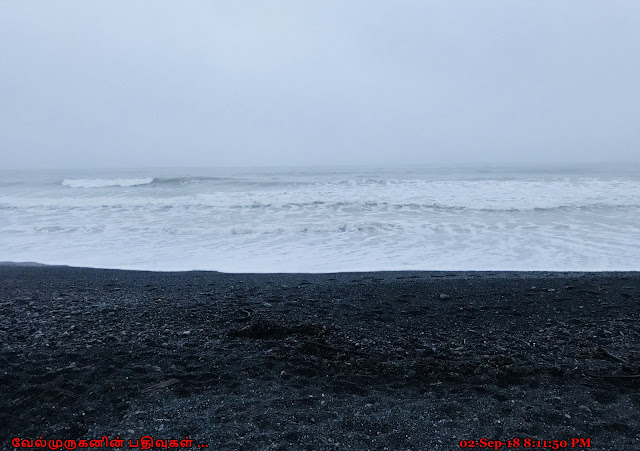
[2,166,639,272]
[61,178,154,188]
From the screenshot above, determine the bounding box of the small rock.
[439,294,451,300]
[548,288,556,292]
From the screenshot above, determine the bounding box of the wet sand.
[1,266,639,450]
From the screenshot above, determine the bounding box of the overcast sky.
[1,1,639,169]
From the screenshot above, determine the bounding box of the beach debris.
[594,347,630,365]
[439,294,451,300]
[143,378,180,391]
[302,339,379,360]
[230,321,325,339]
[584,372,640,379]
[235,309,252,321]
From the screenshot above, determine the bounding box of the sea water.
[1,164,639,272]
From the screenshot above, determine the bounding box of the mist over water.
[1,165,639,272]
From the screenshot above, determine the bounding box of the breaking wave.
[62,178,154,188]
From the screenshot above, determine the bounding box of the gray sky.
[1,0,639,169]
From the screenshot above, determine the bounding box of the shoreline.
[2,266,639,449]
[2,260,638,274]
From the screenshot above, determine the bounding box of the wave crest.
[61,178,154,188]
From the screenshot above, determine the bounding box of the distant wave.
[272,201,640,213]
[62,178,154,188]
[4,194,640,212]
[151,176,233,185]
[60,176,312,189]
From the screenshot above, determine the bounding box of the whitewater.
[1,165,639,272]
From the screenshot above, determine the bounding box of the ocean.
[1,164,639,272]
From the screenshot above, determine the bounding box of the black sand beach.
[1,266,639,450]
